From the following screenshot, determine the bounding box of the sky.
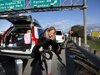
[0,0,100,32]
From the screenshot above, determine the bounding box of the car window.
[56,31,62,35]
[34,22,41,27]
[38,28,44,36]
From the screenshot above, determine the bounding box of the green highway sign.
[0,0,61,12]
[31,0,60,8]
[0,0,24,11]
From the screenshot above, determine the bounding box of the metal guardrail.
[73,42,100,69]
[65,40,100,75]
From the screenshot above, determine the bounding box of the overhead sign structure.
[0,0,24,11]
[0,0,60,12]
[31,0,60,8]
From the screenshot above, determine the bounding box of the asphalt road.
[42,49,66,75]
[0,48,66,75]
[0,55,17,75]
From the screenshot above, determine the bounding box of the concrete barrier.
[15,59,23,75]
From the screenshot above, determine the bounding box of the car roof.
[56,30,63,32]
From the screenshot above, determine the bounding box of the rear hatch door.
[0,14,32,27]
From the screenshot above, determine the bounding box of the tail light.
[32,26,38,45]
[62,36,64,39]
[0,28,11,46]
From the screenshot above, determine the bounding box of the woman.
[32,26,60,71]
[39,26,60,51]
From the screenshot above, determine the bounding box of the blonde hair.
[47,26,56,32]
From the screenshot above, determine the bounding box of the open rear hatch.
[0,14,33,58]
[0,14,32,27]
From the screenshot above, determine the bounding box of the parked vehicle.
[0,14,44,59]
[55,30,65,46]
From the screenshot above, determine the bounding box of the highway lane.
[23,48,67,75]
[51,49,66,75]
[42,48,66,75]
[0,55,17,75]
[0,48,66,75]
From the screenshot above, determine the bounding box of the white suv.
[56,30,65,45]
[0,14,43,59]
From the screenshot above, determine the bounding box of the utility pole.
[83,0,87,46]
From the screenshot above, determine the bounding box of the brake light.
[0,28,11,46]
[32,26,38,44]
[62,36,64,39]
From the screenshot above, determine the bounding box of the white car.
[56,30,65,45]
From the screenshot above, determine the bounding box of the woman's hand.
[48,45,52,50]
[39,46,44,52]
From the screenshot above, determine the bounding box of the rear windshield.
[56,31,62,35]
